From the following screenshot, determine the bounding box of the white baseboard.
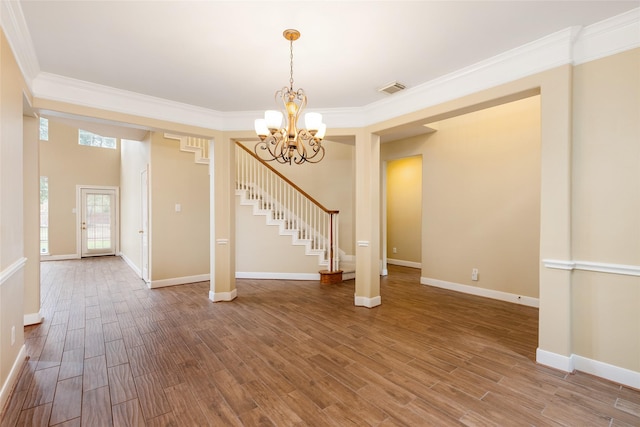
[421,277,539,308]
[40,254,79,261]
[573,354,640,390]
[354,295,381,308]
[0,345,26,415]
[235,272,321,281]
[149,274,210,289]
[119,253,141,278]
[209,288,238,302]
[537,348,640,390]
[536,348,574,372]
[387,258,422,269]
[24,311,42,326]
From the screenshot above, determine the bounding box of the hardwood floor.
[2,257,639,426]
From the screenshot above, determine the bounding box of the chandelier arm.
[256,135,288,164]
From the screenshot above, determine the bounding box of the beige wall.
[383,96,541,298]
[422,96,541,298]
[385,156,422,263]
[236,198,323,274]
[120,136,150,274]
[571,48,640,371]
[39,120,121,256]
[0,29,27,410]
[150,133,209,281]
[22,116,41,321]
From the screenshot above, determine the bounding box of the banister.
[235,141,339,215]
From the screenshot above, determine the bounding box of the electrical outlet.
[11,326,15,346]
[471,268,479,281]
[392,247,397,254]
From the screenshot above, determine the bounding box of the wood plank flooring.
[2,256,639,426]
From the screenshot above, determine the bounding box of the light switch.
[175,203,181,212]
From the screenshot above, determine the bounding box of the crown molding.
[0,0,40,87]
[32,72,226,130]
[7,6,639,132]
[362,26,580,126]
[573,7,640,65]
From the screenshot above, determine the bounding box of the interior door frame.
[140,167,150,282]
[76,185,120,258]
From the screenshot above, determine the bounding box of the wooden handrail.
[235,141,339,215]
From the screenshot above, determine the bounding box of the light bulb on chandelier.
[254,29,326,165]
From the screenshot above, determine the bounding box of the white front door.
[80,188,117,257]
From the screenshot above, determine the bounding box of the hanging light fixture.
[254,29,326,165]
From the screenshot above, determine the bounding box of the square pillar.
[354,131,381,307]
[209,135,237,302]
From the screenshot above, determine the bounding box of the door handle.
[138,230,144,234]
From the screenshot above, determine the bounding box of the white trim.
[573,8,640,65]
[354,295,381,308]
[573,354,640,390]
[209,289,238,302]
[543,259,640,276]
[536,348,575,373]
[24,311,43,326]
[149,274,210,289]
[387,258,422,269]
[0,257,27,286]
[33,72,225,130]
[363,26,579,127]
[0,345,27,415]
[421,277,540,308]
[235,272,320,281]
[0,0,39,86]
[542,259,575,270]
[119,253,141,278]
[536,348,640,390]
[40,254,79,262]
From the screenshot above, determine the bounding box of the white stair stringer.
[236,187,348,271]
[164,133,210,165]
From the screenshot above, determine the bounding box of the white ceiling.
[17,0,639,116]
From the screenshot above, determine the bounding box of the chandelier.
[254,29,326,165]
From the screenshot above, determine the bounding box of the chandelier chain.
[289,38,294,91]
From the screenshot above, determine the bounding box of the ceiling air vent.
[378,82,406,95]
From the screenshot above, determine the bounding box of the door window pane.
[86,194,112,250]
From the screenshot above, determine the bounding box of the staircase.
[163,133,353,280]
[236,142,345,280]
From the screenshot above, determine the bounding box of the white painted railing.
[164,133,209,164]
[236,142,339,271]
